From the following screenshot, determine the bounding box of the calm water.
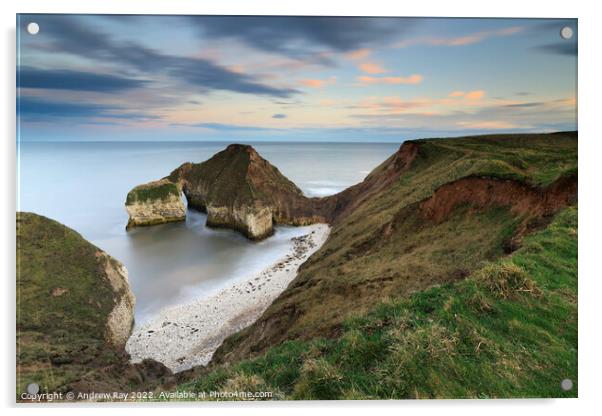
[17,141,399,323]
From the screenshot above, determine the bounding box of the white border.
[2,1,600,415]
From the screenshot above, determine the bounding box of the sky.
[17,15,577,142]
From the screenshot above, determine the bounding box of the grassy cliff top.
[125,179,180,206]
[179,206,577,399]
[17,212,127,395]
[17,212,118,340]
[411,131,577,187]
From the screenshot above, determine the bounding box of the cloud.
[18,97,113,119]
[448,90,486,100]
[456,120,520,129]
[345,48,372,60]
[300,79,326,88]
[359,63,387,74]
[376,97,431,112]
[190,16,413,61]
[17,96,160,122]
[350,95,576,135]
[395,26,524,48]
[534,42,578,56]
[357,74,423,85]
[18,66,149,92]
[504,102,544,108]
[299,77,337,88]
[22,15,299,98]
[464,90,486,100]
[529,20,577,56]
[170,122,277,131]
[347,96,432,115]
[272,113,287,119]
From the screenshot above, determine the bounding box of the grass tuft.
[474,262,542,299]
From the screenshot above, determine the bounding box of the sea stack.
[159,144,330,240]
[125,179,186,229]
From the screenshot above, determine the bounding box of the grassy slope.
[16,212,172,397]
[214,132,577,356]
[178,206,577,399]
[17,212,122,394]
[126,181,180,205]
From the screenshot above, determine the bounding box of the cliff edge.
[17,212,172,397]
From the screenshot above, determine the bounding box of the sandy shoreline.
[126,223,330,372]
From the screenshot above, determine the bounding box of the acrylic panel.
[16,14,577,402]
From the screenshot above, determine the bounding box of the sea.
[17,141,399,324]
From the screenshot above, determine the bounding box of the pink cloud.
[447,90,486,100]
[299,76,337,88]
[359,62,387,74]
[346,48,372,60]
[358,74,424,85]
[456,120,520,129]
[395,26,524,48]
[465,90,486,100]
[353,96,433,113]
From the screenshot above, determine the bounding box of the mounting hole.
[560,26,573,40]
[26,382,40,394]
[560,378,573,391]
[27,22,40,35]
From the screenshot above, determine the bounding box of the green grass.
[420,132,577,187]
[178,206,577,399]
[16,212,123,395]
[126,181,180,205]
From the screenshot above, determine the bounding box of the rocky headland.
[17,212,173,398]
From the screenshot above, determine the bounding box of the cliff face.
[97,252,136,347]
[125,179,186,229]
[16,212,172,397]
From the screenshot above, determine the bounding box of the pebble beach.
[126,223,330,372]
